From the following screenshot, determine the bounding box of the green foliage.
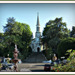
[67,49,75,61]
[46,47,54,60]
[0,33,4,37]
[70,26,75,37]
[0,33,5,56]
[65,49,72,56]
[42,47,53,60]
[57,37,75,58]
[0,63,2,70]
[54,50,75,72]
[6,58,10,63]
[42,17,70,53]
[0,17,32,60]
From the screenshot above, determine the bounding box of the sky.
[0,3,75,38]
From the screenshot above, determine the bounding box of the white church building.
[30,14,43,52]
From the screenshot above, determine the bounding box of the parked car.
[1,62,8,70]
[54,59,61,64]
[62,59,67,64]
[18,59,22,64]
[7,63,14,70]
[44,64,51,71]
[43,60,52,64]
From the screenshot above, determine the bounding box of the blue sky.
[0,3,75,37]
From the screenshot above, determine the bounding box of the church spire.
[37,12,40,26]
[36,12,40,32]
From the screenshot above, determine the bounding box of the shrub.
[54,50,75,72]
[57,37,75,58]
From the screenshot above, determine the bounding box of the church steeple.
[35,13,41,38]
[30,13,43,53]
[37,13,40,26]
[36,13,40,32]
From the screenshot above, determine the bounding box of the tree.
[0,33,4,42]
[42,17,70,53]
[42,47,53,60]
[2,17,32,59]
[57,37,75,58]
[4,17,15,34]
[0,33,4,56]
[70,26,75,37]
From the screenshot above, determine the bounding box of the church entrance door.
[37,47,40,52]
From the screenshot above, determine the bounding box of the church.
[30,13,43,52]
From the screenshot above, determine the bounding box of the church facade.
[30,14,43,52]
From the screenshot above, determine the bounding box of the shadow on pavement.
[31,70,45,72]
[35,65,45,66]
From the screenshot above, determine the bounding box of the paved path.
[18,63,49,72]
[0,63,50,72]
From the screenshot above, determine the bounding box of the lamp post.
[13,44,19,72]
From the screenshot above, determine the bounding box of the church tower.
[30,13,43,52]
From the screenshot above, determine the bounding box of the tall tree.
[42,17,70,53]
[3,17,32,59]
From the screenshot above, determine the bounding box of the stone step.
[24,52,47,63]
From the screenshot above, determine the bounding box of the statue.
[13,44,19,72]
[53,54,57,62]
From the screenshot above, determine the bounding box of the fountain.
[13,44,19,72]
